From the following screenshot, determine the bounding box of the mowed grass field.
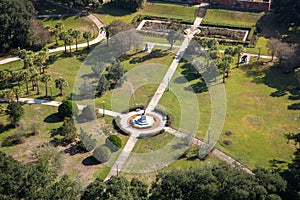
[158,58,299,169]
[203,8,264,28]
[94,2,199,24]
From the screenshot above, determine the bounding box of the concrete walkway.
[105,8,207,181]
[165,127,253,174]
[104,136,137,181]
[17,98,120,117]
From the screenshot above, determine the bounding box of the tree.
[106,59,127,87]
[59,31,68,52]
[6,101,24,127]
[12,87,23,102]
[81,178,106,200]
[167,30,181,50]
[71,29,81,51]
[0,70,11,87]
[267,38,280,62]
[55,77,68,96]
[0,0,36,51]
[78,128,97,152]
[295,68,300,89]
[60,117,78,143]
[97,74,110,96]
[35,48,49,74]
[83,31,92,48]
[106,135,122,152]
[101,25,110,46]
[92,146,111,163]
[58,100,78,118]
[40,74,51,97]
[235,45,245,68]
[82,105,97,121]
[31,69,40,95]
[65,34,73,55]
[28,19,51,48]
[18,49,34,69]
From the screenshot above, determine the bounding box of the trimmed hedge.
[137,128,165,139]
[106,135,122,152]
[92,146,111,163]
[113,116,131,135]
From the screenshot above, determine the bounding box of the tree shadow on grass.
[129,49,169,64]
[95,2,134,16]
[0,124,11,134]
[82,156,100,166]
[240,62,299,109]
[44,113,63,123]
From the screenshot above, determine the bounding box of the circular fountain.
[131,112,155,129]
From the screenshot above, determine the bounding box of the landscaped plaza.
[0,0,300,199]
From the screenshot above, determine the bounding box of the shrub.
[92,146,111,163]
[106,135,122,152]
[58,100,78,119]
[82,105,97,121]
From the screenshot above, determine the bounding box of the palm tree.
[41,74,51,97]
[21,70,30,94]
[13,87,23,102]
[235,45,245,68]
[295,68,300,89]
[71,30,81,51]
[35,48,49,74]
[65,35,73,55]
[29,67,38,91]
[4,89,14,102]
[83,31,92,48]
[31,71,40,95]
[59,31,68,52]
[100,25,110,46]
[223,55,233,78]
[55,77,68,96]
[18,49,34,69]
[0,70,11,87]
[53,28,60,45]
[55,22,64,32]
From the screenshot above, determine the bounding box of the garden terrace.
[196,25,249,41]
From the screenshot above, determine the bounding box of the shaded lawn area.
[0,103,128,187]
[0,104,62,158]
[33,0,75,15]
[203,8,265,28]
[94,2,199,24]
[40,16,99,48]
[158,58,299,169]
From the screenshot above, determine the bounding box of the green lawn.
[158,57,299,169]
[132,132,175,153]
[219,37,270,56]
[40,16,99,48]
[34,0,75,15]
[94,2,198,25]
[203,8,265,28]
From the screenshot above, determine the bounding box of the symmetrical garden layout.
[0,1,299,185]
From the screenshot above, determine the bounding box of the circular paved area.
[119,110,167,138]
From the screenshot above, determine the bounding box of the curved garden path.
[0,13,104,65]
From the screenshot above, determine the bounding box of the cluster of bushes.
[92,135,122,163]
